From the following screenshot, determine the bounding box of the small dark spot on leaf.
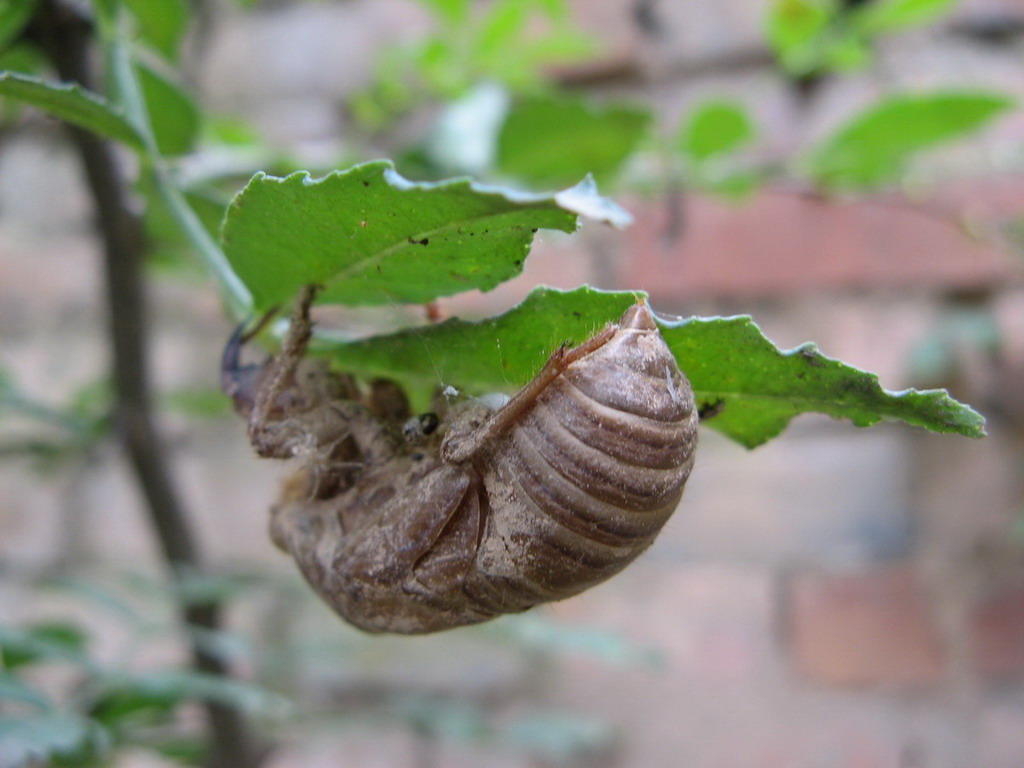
[513,260,522,268]
[698,398,725,421]
[836,376,874,397]
[408,236,429,246]
[531,228,538,234]
[800,347,825,367]
[362,180,370,187]
[572,311,582,319]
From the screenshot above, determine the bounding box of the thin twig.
[30,2,260,766]
[765,179,989,232]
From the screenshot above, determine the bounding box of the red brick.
[970,586,1024,682]
[620,184,1022,302]
[786,565,948,687]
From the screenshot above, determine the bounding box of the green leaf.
[475,0,530,60]
[47,577,145,626]
[695,170,760,200]
[661,314,985,446]
[679,100,756,162]
[511,27,594,65]
[0,71,145,148]
[854,0,957,34]
[172,569,262,606]
[147,736,208,765]
[766,0,835,74]
[486,614,659,666]
[161,387,233,418]
[418,0,470,24]
[415,38,464,96]
[807,91,1013,189]
[499,712,611,760]
[0,622,90,670]
[468,2,593,88]
[0,713,110,765]
[0,0,35,51]
[143,178,229,273]
[124,0,189,59]
[91,0,121,23]
[318,286,985,446]
[319,286,639,396]
[392,697,487,741]
[136,60,199,155]
[0,672,51,709]
[497,94,652,188]
[221,161,630,310]
[93,669,291,720]
[529,0,570,19]
[0,40,44,75]
[821,29,870,71]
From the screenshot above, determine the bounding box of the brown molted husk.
[228,290,698,634]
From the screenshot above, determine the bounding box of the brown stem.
[30,2,260,766]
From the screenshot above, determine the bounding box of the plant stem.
[95,1,252,318]
[31,2,259,766]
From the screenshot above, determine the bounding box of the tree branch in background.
[30,2,261,766]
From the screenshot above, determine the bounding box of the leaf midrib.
[327,213,550,287]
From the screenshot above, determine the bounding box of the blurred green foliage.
[496,94,651,188]
[0,577,289,767]
[349,0,593,130]
[806,91,1013,188]
[0,0,1014,763]
[766,0,958,77]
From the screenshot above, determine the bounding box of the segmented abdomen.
[466,316,698,613]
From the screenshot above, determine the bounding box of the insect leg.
[441,319,620,464]
[220,306,279,416]
[249,285,318,440]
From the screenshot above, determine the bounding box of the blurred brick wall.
[2,1,1024,767]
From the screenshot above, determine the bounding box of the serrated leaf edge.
[662,313,987,441]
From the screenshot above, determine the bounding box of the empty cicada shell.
[223,287,698,634]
